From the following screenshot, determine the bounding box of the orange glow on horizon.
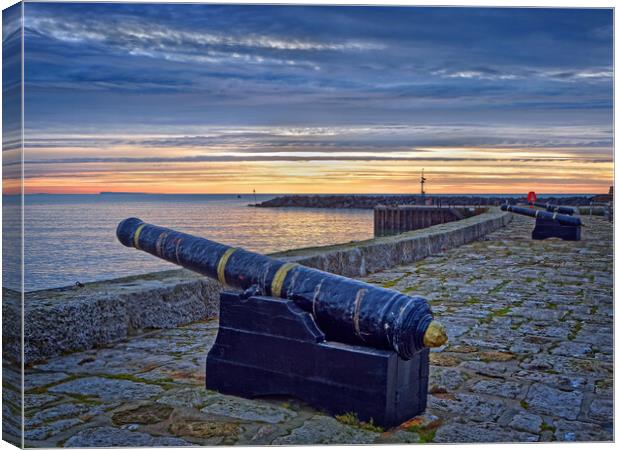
[12,143,613,195]
[18,160,613,196]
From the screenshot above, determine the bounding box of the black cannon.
[501,204,581,241]
[117,218,447,426]
[529,201,575,216]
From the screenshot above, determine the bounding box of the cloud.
[25,123,613,153]
[2,5,22,43]
[19,3,614,196]
[26,16,377,51]
[25,14,380,72]
[15,155,611,169]
[432,68,518,80]
[432,66,612,82]
[540,69,613,81]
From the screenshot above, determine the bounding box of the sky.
[8,4,615,194]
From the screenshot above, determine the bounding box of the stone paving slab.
[4,215,612,445]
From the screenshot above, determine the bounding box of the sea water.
[4,194,373,292]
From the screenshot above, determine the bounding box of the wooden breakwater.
[374,205,486,237]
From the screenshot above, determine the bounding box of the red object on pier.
[527,191,537,207]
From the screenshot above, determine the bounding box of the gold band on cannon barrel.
[133,223,146,250]
[271,262,298,297]
[216,247,237,286]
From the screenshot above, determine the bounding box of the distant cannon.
[501,204,581,241]
[117,218,447,426]
[529,201,575,216]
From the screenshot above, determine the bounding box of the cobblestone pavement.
[6,215,613,446]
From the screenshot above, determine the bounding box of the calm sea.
[4,194,374,292]
[3,192,593,292]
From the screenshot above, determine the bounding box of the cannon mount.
[532,216,581,241]
[206,292,430,428]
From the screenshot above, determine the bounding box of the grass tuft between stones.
[405,425,437,443]
[494,307,511,316]
[489,280,510,294]
[98,373,174,387]
[464,297,480,305]
[479,306,512,324]
[519,400,529,410]
[25,373,83,395]
[335,412,383,433]
[568,321,583,341]
[540,423,556,433]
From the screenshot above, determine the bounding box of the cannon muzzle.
[117,218,447,359]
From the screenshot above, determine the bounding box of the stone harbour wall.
[5,208,511,364]
[282,207,511,277]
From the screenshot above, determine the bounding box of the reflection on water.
[6,194,373,291]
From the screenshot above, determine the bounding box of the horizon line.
[3,191,606,196]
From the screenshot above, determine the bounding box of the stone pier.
[3,214,612,446]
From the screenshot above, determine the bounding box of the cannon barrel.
[117,218,447,360]
[530,201,575,215]
[501,204,581,227]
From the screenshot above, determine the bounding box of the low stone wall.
[577,206,611,217]
[5,208,511,364]
[3,272,222,365]
[281,207,511,277]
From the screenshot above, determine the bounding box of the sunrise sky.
[8,4,615,194]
